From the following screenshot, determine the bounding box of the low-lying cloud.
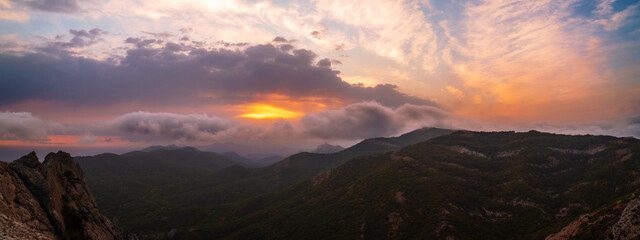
[301,101,480,140]
[98,112,230,142]
[3,105,640,151]
[95,102,478,143]
[0,111,72,142]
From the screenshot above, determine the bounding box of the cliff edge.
[0,151,136,240]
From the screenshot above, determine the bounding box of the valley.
[74,129,640,239]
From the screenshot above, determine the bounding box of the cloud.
[0,31,437,108]
[77,135,97,144]
[314,0,439,71]
[54,28,106,48]
[142,31,173,39]
[310,31,322,40]
[629,115,640,125]
[597,3,639,31]
[301,102,399,139]
[97,111,230,142]
[433,0,624,122]
[444,86,464,99]
[301,101,480,140]
[0,111,65,142]
[0,1,30,21]
[272,36,288,43]
[19,0,83,13]
[87,102,470,143]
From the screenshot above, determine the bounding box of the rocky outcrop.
[611,195,640,240]
[0,151,136,240]
[545,194,640,240]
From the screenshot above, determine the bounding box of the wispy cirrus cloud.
[433,0,640,123]
[314,0,439,71]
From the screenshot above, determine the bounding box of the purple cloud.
[0,30,438,109]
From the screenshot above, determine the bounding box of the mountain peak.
[141,144,181,152]
[312,143,345,154]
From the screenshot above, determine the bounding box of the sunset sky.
[1,0,640,158]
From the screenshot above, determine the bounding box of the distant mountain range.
[12,128,640,239]
[202,130,640,239]
[138,144,282,167]
[197,142,296,160]
[73,127,454,236]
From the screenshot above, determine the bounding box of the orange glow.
[239,104,303,119]
[0,135,128,147]
[231,94,340,121]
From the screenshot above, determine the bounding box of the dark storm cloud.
[0,31,438,108]
[20,0,83,13]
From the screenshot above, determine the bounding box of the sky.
[1,0,640,159]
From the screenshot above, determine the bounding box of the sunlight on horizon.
[239,104,303,119]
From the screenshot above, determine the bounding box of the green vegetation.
[77,128,454,234]
[77,129,640,238]
[176,130,640,239]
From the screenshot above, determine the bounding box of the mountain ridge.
[195,130,640,239]
[74,127,455,235]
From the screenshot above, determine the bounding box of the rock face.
[0,151,136,240]
[611,195,640,240]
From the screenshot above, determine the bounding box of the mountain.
[262,127,456,189]
[140,145,181,152]
[78,127,454,236]
[199,142,295,160]
[220,151,254,165]
[312,143,345,154]
[0,151,136,239]
[220,151,282,167]
[74,146,244,235]
[256,155,284,166]
[193,130,640,239]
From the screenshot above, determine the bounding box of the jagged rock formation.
[0,151,136,240]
